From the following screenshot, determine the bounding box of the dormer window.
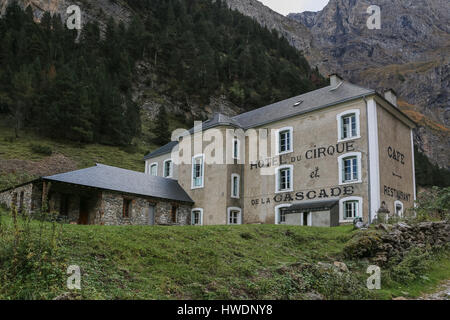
[277,127,293,155]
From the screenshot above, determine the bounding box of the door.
[302,212,312,226]
[79,198,89,225]
[148,204,155,225]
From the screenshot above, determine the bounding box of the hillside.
[1,207,449,300]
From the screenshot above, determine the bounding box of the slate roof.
[144,80,375,160]
[232,81,374,129]
[43,164,194,203]
[285,199,340,213]
[144,141,179,160]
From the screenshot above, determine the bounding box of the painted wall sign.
[250,186,355,206]
[387,146,405,165]
[383,185,411,202]
[250,142,355,170]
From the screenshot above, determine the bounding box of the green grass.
[375,250,450,299]
[1,208,448,300]
[0,209,358,299]
[0,125,147,172]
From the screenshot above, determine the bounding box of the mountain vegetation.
[0,0,325,147]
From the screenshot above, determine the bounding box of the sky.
[258,0,330,16]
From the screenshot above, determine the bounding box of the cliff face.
[287,0,449,168]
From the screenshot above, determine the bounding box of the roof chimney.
[329,73,343,88]
[384,89,398,107]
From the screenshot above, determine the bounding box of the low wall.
[344,221,450,264]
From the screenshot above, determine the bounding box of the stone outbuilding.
[0,164,194,226]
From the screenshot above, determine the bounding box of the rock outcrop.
[288,0,450,168]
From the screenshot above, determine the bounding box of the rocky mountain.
[287,0,449,168]
[223,0,449,169]
[1,0,448,169]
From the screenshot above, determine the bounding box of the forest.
[0,0,325,146]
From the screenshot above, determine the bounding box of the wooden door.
[78,198,89,225]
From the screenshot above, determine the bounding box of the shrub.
[30,143,53,156]
[343,229,383,259]
[389,248,433,283]
[411,186,450,221]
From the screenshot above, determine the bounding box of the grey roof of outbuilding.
[43,164,194,203]
[284,199,340,213]
[144,81,375,160]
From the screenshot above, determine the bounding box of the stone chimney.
[329,73,343,87]
[384,89,398,107]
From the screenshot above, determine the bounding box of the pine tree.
[153,106,170,146]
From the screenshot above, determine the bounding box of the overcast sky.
[258,0,329,16]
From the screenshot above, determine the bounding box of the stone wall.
[344,221,450,264]
[101,191,192,226]
[0,183,41,214]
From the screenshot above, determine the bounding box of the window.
[338,152,362,185]
[123,199,132,218]
[232,139,240,160]
[344,201,359,219]
[277,127,293,155]
[394,201,404,217]
[163,159,173,178]
[150,163,158,176]
[339,197,363,223]
[192,154,205,189]
[276,165,293,193]
[191,208,203,226]
[337,109,360,142]
[227,208,242,225]
[275,204,291,225]
[343,156,358,182]
[231,174,240,198]
[171,205,178,223]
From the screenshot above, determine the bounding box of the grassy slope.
[40,219,356,299]
[1,209,449,300]
[0,125,146,172]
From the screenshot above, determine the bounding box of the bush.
[30,144,53,156]
[389,248,432,283]
[343,229,383,259]
[412,186,450,221]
